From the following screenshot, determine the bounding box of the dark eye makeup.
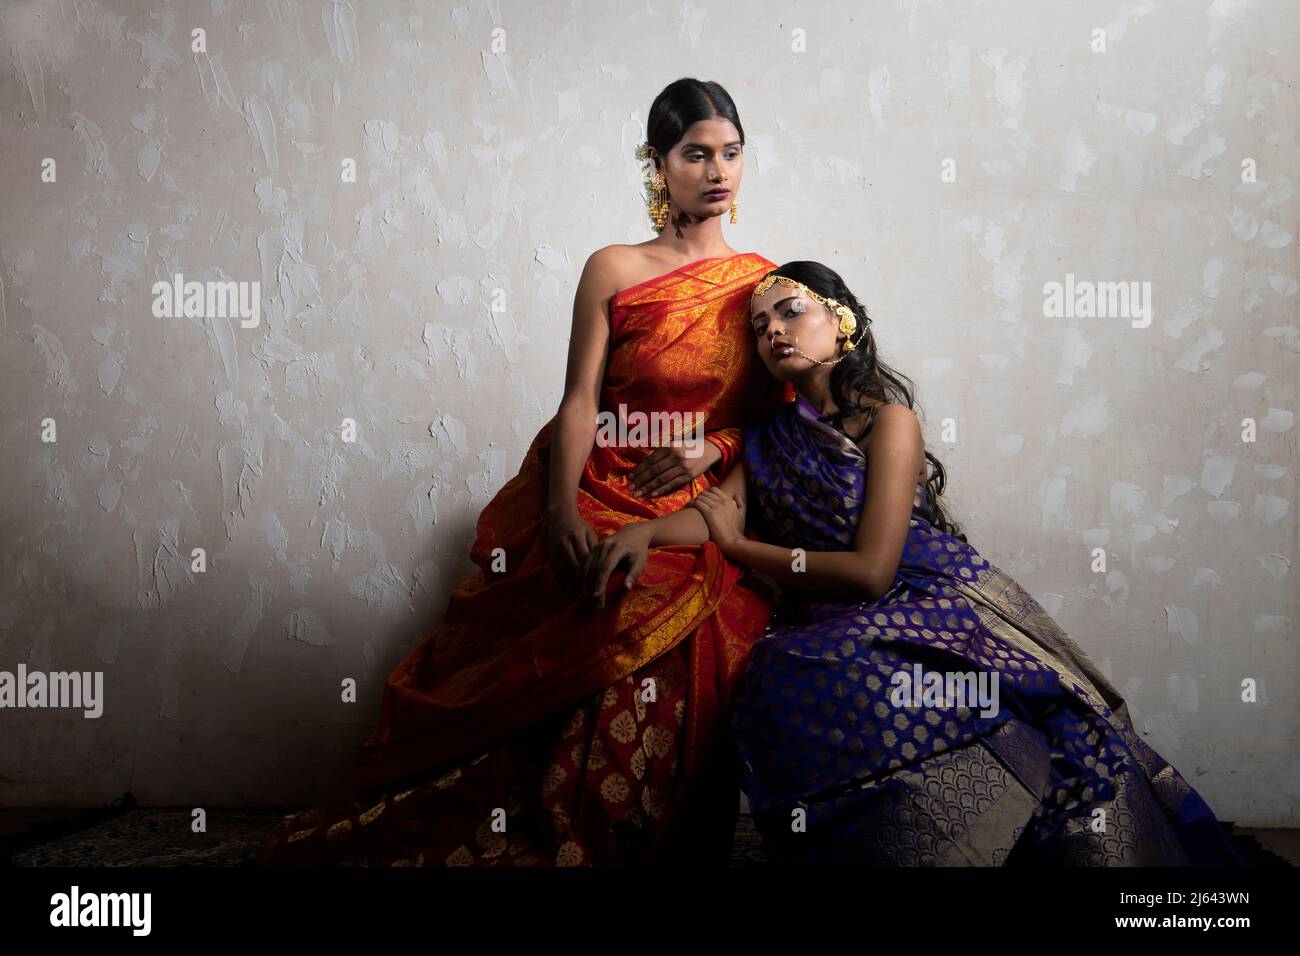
[752,303,796,335]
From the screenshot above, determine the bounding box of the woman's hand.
[687,487,746,554]
[583,522,653,609]
[547,506,600,588]
[629,441,721,498]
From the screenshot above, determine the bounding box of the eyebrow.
[751,296,797,325]
[679,141,743,150]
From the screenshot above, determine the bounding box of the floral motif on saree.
[259,253,787,866]
[733,394,1242,866]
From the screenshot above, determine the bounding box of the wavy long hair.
[763,260,968,543]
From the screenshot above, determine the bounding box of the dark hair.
[761,261,968,543]
[645,78,744,234]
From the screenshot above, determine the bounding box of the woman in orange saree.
[257,249,789,866]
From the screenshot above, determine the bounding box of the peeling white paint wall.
[0,0,1296,824]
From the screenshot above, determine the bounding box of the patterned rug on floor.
[5,809,282,867]
[1,807,1286,867]
[1,807,772,867]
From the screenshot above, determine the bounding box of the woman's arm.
[583,459,748,606]
[545,249,622,582]
[548,249,617,514]
[703,426,742,474]
[699,406,925,603]
[647,459,747,545]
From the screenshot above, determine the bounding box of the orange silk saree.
[259,252,790,866]
[354,250,788,788]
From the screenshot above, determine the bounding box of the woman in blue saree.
[583,260,1242,866]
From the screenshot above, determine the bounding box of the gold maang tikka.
[750,273,866,354]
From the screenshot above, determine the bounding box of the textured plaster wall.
[0,0,1296,823]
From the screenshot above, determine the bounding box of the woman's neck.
[650,211,733,261]
[794,370,837,416]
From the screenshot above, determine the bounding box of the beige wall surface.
[0,0,1295,823]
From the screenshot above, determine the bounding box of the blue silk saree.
[733,394,1242,866]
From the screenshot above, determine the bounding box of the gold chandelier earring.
[730,197,739,223]
[649,170,669,230]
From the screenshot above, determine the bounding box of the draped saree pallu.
[732,395,1243,867]
[258,253,788,867]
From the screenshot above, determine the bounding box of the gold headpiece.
[750,273,867,353]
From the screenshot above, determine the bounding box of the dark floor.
[0,805,1294,866]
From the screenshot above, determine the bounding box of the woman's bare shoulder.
[581,244,646,297]
[858,404,926,479]
[843,401,922,458]
[575,245,634,304]
[587,243,654,268]
[869,404,921,440]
